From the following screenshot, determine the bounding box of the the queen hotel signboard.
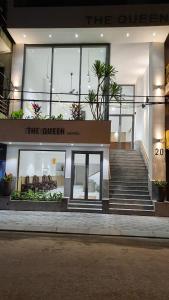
[7,0,169,28]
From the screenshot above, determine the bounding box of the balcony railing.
[0,89,168,121]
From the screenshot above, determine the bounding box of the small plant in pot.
[32,103,42,119]
[2,173,13,196]
[154,180,168,202]
[10,109,24,119]
[71,103,84,120]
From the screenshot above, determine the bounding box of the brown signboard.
[0,120,111,144]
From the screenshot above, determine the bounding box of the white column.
[149,43,166,181]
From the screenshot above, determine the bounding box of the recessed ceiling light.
[75,33,79,38]
[9,142,12,145]
[71,143,74,146]
[100,33,104,38]
[153,32,156,37]
[49,34,52,38]
[23,34,27,38]
[126,32,130,38]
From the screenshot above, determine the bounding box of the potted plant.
[71,103,83,120]
[10,109,24,119]
[154,180,168,202]
[32,103,42,119]
[2,173,13,196]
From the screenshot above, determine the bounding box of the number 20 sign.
[154,148,164,156]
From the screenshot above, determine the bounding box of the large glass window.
[80,47,107,120]
[23,45,108,119]
[18,150,65,194]
[52,47,80,119]
[23,47,52,117]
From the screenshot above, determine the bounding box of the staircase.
[109,150,154,216]
[67,199,102,213]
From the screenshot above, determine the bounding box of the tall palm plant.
[86,60,121,120]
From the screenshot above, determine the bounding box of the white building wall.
[149,42,166,181]
[135,66,149,159]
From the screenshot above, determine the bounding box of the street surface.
[0,232,169,300]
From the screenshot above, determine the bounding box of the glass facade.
[23,45,108,119]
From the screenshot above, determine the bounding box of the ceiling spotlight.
[23,34,27,38]
[75,33,79,38]
[153,32,156,37]
[49,34,52,38]
[126,32,130,38]
[100,33,104,38]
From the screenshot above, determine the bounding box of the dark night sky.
[12,0,169,7]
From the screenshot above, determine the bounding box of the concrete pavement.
[0,210,169,238]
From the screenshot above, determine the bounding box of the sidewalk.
[0,210,169,238]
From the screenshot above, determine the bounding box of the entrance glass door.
[71,152,102,200]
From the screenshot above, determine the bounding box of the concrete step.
[109,181,148,186]
[110,164,146,168]
[109,198,153,205]
[67,207,102,213]
[110,174,148,182]
[69,200,102,204]
[110,172,147,176]
[110,157,143,161]
[109,193,150,199]
[109,185,148,190]
[68,203,102,209]
[109,208,154,216]
[109,203,154,210]
[109,189,149,195]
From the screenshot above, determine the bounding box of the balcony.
[0,97,111,144]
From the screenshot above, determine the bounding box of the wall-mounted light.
[153,84,164,90]
[153,138,165,143]
[14,86,19,92]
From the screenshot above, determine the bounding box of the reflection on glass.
[88,154,100,200]
[23,46,107,120]
[52,47,80,119]
[23,47,52,117]
[73,154,86,199]
[18,151,65,195]
[81,47,107,120]
[121,85,135,115]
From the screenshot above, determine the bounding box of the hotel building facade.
[0,0,169,215]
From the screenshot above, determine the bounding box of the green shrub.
[11,190,63,202]
[10,109,24,119]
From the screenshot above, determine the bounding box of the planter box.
[155,202,169,217]
[0,197,68,212]
[0,196,10,210]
